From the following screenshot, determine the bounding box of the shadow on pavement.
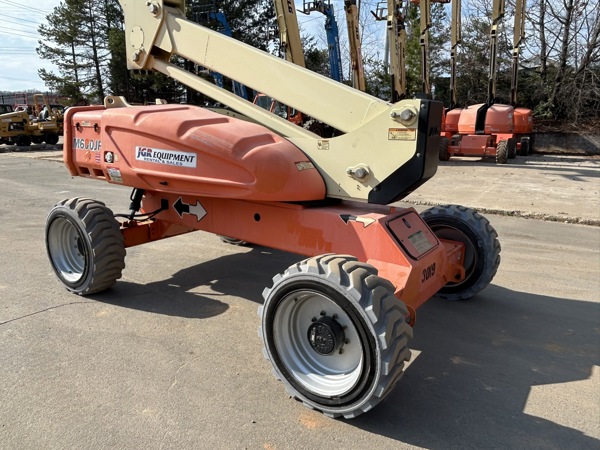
[349,284,600,449]
[0,143,62,153]
[87,249,599,448]
[90,245,300,319]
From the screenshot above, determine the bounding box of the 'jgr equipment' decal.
[135,146,197,168]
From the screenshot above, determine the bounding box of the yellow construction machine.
[0,106,59,147]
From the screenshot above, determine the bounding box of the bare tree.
[524,0,599,120]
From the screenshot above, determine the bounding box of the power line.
[2,17,43,32]
[2,14,47,26]
[0,74,44,84]
[0,51,37,55]
[0,28,41,40]
[0,0,54,16]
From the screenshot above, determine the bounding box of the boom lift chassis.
[45,0,501,419]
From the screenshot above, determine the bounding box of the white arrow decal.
[174,197,207,221]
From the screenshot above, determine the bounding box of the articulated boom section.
[117,0,443,205]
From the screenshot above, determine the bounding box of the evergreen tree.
[37,0,87,103]
[37,0,113,103]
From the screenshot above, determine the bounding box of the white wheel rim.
[47,217,86,283]
[272,289,364,397]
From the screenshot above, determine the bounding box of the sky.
[0,0,360,94]
[0,0,453,94]
[0,0,61,92]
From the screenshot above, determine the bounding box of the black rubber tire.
[439,136,450,161]
[496,140,508,164]
[259,254,412,419]
[528,134,536,153]
[218,235,247,246]
[44,132,59,145]
[303,119,325,137]
[507,137,517,159]
[420,205,501,301]
[519,138,530,156]
[15,135,31,146]
[45,198,126,295]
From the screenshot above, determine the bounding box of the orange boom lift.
[45,0,500,419]
[445,0,517,163]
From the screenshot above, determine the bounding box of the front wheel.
[260,254,412,419]
[420,205,500,300]
[45,198,126,295]
[439,136,450,161]
[496,140,508,164]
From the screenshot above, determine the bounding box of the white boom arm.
[117,0,442,205]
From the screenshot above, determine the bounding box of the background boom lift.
[445,0,517,163]
[440,0,462,159]
[274,0,306,66]
[44,0,501,419]
[254,0,335,135]
[344,0,366,90]
[510,0,534,155]
[301,0,344,83]
[372,0,408,102]
[192,2,250,100]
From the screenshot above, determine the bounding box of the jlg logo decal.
[422,263,436,283]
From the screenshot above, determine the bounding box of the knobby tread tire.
[44,132,59,145]
[507,137,517,159]
[519,137,530,156]
[303,119,325,137]
[496,140,508,164]
[439,136,451,161]
[46,197,125,295]
[259,254,413,419]
[420,205,501,301]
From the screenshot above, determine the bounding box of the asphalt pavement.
[0,144,599,449]
[3,144,598,225]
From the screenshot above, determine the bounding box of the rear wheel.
[218,235,247,246]
[420,205,500,300]
[439,136,450,161]
[519,138,530,156]
[303,119,325,137]
[44,132,59,145]
[496,140,508,164]
[45,198,126,295]
[507,137,517,159]
[15,135,31,146]
[260,254,412,419]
